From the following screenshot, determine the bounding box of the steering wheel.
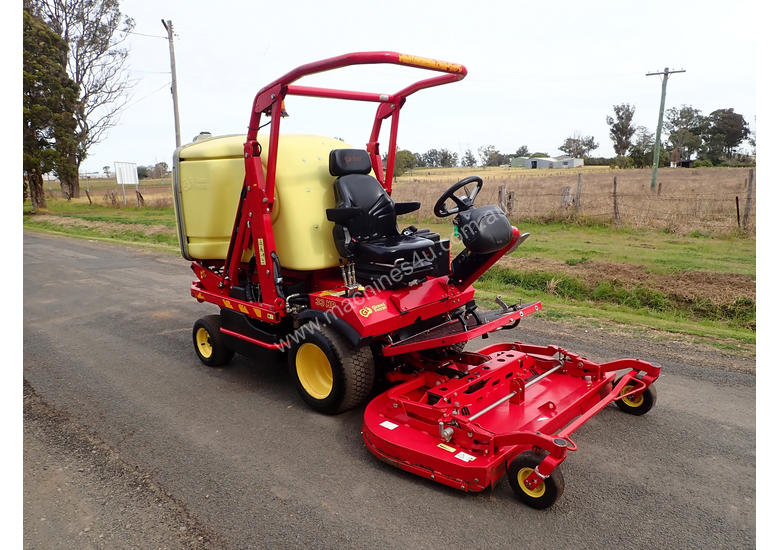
[433,176,483,217]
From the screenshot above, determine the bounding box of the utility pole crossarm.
[646,69,686,76]
[646,67,686,190]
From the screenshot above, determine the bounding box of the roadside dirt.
[503,315,755,373]
[30,215,174,238]
[500,256,755,305]
[23,381,224,550]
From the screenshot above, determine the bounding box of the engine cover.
[455,205,513,254]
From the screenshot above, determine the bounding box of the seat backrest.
[329,149,397,241]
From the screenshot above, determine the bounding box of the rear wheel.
[507,451,565,509]
[288,325,374,414]
[614,374,657,416]
[192,315,234,367]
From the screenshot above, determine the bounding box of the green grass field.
[24,198,755,355]
[409,219,754,275]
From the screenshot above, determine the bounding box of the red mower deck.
[363,343,659,506]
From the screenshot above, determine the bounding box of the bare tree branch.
[33,0,135,169]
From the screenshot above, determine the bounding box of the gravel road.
[23,232,755,549]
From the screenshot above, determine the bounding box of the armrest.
[394,201,421,216]
[326,207,362,225]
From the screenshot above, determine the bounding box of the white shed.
[509,156,584,169]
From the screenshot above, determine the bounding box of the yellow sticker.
[399,54,464,74]
[222,299,233,309]
[257,238,266,265]
[238,304,249,314]
[317,290,341,297]
[359,306,373,318]
[437,443,456,453]
[372,303,387,313]
[267,313,274,320]
[253,308,264,317]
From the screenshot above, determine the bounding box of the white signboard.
[114,162,139,186]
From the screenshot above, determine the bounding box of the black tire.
[288,325,374,414]
[192,315,235,367]
[614,373,657,416]
[507,451,565,509]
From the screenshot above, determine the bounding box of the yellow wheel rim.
[296,343,333,400]
[620,384,644,408]
[517,467,546,498]
[196,327,213,359]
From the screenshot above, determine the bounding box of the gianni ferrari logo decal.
[359,306,373,318]
[359,303,387,317]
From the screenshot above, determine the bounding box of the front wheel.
[288,325,374,414]
[507,451,565,509]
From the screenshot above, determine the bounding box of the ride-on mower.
[172,52,660,509]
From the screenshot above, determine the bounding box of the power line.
[127,30,167,39]
[125,81,171,109]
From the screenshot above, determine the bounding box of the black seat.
[325,149,446,287]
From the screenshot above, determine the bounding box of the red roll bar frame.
[191,52,467,321]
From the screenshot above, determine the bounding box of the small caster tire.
[507,451,564,509]
[614,373,656,416]
[192,315,235,367]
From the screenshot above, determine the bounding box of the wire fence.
[393,167,756,234]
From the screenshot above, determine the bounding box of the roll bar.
[245,51,467,198]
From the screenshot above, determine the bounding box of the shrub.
[692,159,713,168]
[584,157,613,166]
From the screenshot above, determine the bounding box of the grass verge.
[24,200,755,355]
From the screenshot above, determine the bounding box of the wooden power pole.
[646,67,685,191]
[161,19,181,148]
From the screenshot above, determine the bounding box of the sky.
[75,0,758,174]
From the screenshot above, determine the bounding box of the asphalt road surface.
[23,232,756,549]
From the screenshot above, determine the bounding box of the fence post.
[560,186,573,208]
[574,173,583,213]
[742,169,754,230]
[657,181,662,196]
[498,185,507,213]
[612,175,621,225]
[735,196,741,227]
[506,191,515,216]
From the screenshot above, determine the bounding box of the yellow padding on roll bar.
[398,54,465,74]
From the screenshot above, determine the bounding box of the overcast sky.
[68,0,756,173]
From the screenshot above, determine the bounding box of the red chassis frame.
[190,51,468,326]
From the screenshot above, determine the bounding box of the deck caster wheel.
[507,451,564,509]
[614,373,657,416]
[288,325,374,414]
[192,315,234,367]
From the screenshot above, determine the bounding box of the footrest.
[382,302,541,356]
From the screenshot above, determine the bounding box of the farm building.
[510,156,584,169]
